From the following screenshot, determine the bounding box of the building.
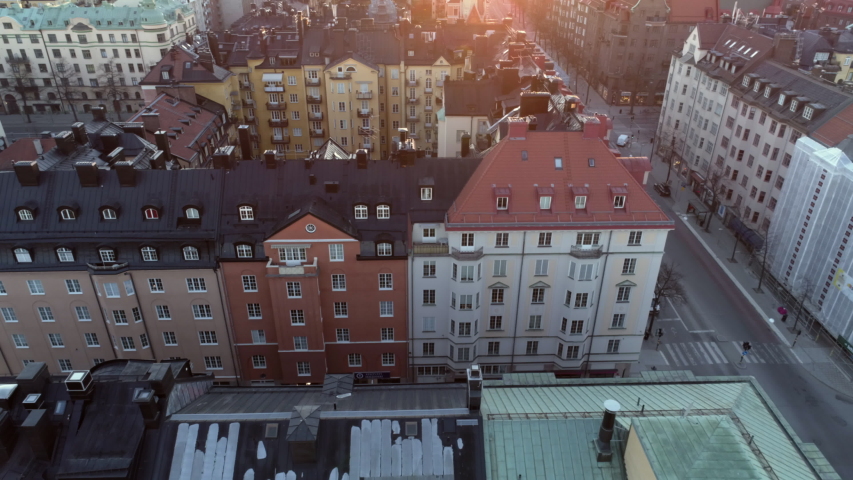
[767,136,853,348]
[411,117,672,382]
[0,134,55,169]
[814,0,853,28]
[550,0,719,106]
[0,0,197,117]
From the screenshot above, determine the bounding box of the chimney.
[55,131,77,155]
[263,149,277,169]
[91,106,107,122]
[595,400,621,462]
[144,363,175,396]
[499,67,519,95]
[519,91,551,116]
[772,32,798,65]
[71,122,88,145]
[123,122,145,138]
[21,410,54,460]
[528,117,538,131]
[115,161,137,186]
[149,150,166,170]
[206,32,220,64]
[356,149,368,169]
[74,162,99,187]
[15,362,48,397]
[32,138,43,155]
[40,131,52,139]
[238,125,253,161]
[332,29,345,58]
[345,28,358,53]
[398,127,408,143]
[105,147,124,165]
[141,113,160,136]
[154,130,173,163]
[507,119,528,140]
[337,15,348,31]
[583,116,602,140]
[466,365,482,410]
[213,146,236,169]
[460,132,471,157]
[132,389,160,426]
[101,133,120,154]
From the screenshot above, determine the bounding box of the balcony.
[230,101,242,110]
[307,95,323,104]
[611,27,628,36]
[357,108,372,118]
[408,132,419,139]
[425,122,433,128]
[407,97,420,105]
[6,55,29,64]
[413,243,449,255]
[239,81,252,90]
[268,118,289,127]
[266,102,287,110]
[329,72,351,80]
[271,135,291,144]
[305,77,320,86]
[362,142,374,151]
[269,257,318,277]
[308,112,323,121]
[407,78,419,87]
[87,261,129,272]
[358,126,373,136]
[570,244,603,259]
[242,99,255,107]
[407,114,420,122]
[356,90,373,99]
[310,128,325,137]
[264,85,284,93]
[436,80,444,87]
[245,115,257,124]
[451,246,483,260]
[425,87,433,94]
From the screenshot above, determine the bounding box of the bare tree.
[0,55,39,123]
[702,168,728,233]
[790,275,818,332]
[752,226,777,294]
[95,59,129,121]
[51,61,81,122]
[645,262,687,339]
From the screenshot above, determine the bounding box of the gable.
[266,213,356,242]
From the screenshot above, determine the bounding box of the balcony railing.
[271,135,291,144]
[305,77,320,86]
[270,257,318,277]
[268,118,289,127]
[407,97,420,105]
[409,132,419,139]
[413,243,449,255]
[6,54,30,64]
[330,72,352,79]
[308,112,323,121]
[407,78,419,87]
[358,126,373,136]
[424,105,433,112]
[307,95,323,104]
[242,99,255,107]
[451,246,483,260]
[570,244,603,259]
[357,108,373,118]
[266,102,287,110]
[425,87,433,94]
[264,85,284,92]
[436,80,444,87]
[310,128,325,137]
[239,81,252,90]
[245,115,257,124]
[425,122,433,128]
[362,142,373,151]
[356,91,373,99]
[87,261,129,271]
[407,115,420,122]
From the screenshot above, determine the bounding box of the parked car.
[616,134,630,147]
[654,183,671,197]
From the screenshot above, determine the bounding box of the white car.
[616,134,630,147]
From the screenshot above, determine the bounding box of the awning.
[610,185,629,195]
[262,73,283,82]
[729,216,764,250]
[494,186,512,196]
[536,186,555,195]
[690,171,705,184]
[571,186,589,195]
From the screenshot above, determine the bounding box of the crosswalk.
[660,341,801,367]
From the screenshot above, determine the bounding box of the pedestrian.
[619,109,623,114]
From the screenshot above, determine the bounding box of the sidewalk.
[647,158,853,398]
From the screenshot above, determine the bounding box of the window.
[422,228,436,242]
[334,302,348,317]
[382,353,395,366]
[59,208,76,220]
[423,317,436,332]
[617,286,631,302]
[186,278,207,292]
[56,247,75,263]
[291,310,305,325]
[526,341,539,355]
[236,244,253,258]
[613,196,626,209]
[46,333,65,347]
[421,187,433,201]
[528,315,542,330]
[12,334,28,348]
[531,288,545,304]
[496,197,508,210]
[75,306,91,321]
[27,279,44,295]
[491,288,504,304]
[460,265,474,282]
[538,232,552,247]
[99,248,116,262]
[139,333,149,349]
[535,259,549,276]
[58,359,73,372]
[144,208,159,220]
[611,314,626,328]
[607,339,620,353]
[423,260,436,277]
[35,306,54,322]
[156,305,171,320]
[14,248,32,263]
[0,281,4,295]
[140,246,158,261]
[254,356,268,369]
[293,336,308,350]
[1,307,17,323]
[348,353,362,366]
[65,279,82,294]
[192,304,213,319]
[148,278,164,293]
[565,346,580,359]
[379,273,392,290]
[493,259,507,276]
[239,205,254,221]
[244,302,261,319]
[336,328,351,342]
[204,356,223,370]
[456,348,470,362]
[376,204,390,219]
[489,316,503,330]
[354,204,368,219]
[422,343,435,356]
[577,233,600,245]
[329,244,344,261]
[628,231,642,245]
[112,309,127,324]
[380,301,394,316]
[377,243,392,256]
[539,196,552,209]
[570,320,584,334]
[381,327,394,341]
[575,196,587,209]
[495,233,509,247]
[279,247,307,262]
[17,209,34,221]
[198,331,218,345]
[242,275,258,292]
[120,336,135,350]
[296,362,310,375]
[622,258,637,274]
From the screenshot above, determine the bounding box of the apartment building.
[411,118,673,382]
[550,0,717,105]
[0,0,196,117]
[0,163,236,381]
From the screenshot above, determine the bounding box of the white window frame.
[329,244,344,261]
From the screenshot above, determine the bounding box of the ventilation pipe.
[595,399,621,462]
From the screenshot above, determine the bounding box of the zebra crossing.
[660,341,801,367]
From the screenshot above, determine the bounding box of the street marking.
[692,343,713,364]
[704,342,726,363]
[665,344,688,366]
[664,297,689,331]
[659,351,669,366]
[689,330,715,333]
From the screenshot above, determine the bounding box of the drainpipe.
[409,248,415,383]
[584,231,612,377]
[214,266,243,385]
[88,275,120,359]
[0,336,11,375]
[125,272,156,361]
[509,231,527,372]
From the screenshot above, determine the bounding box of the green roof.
[631,416,767,480]
[0,0,191,31]
[481,372,840,480]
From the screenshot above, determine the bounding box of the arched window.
[144,208,159,220]
[185,207,200,219]
[60,208,76,220]
[102,208,117,220]
[14,248,32,263]
[377,242,393,256]
[99,248,116,262]
[48,92,57,100]
[122,92,130,99]
[183,246,199,260]
[354,204,368,219]
[376,204,390,219]
[81,92,89,100]
[236,244,253,258]
[135,92,141,99]
[239,205,254,221]
[140,246,158,261]
[56,247,74,262]
[17,208,34,221]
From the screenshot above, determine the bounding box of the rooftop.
[0,0,192,31]
[0,136,56,171]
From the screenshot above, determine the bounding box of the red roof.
[0,137,56,171]
[446,125,672,228]
[812,103,853,148]
[668,0,718,24]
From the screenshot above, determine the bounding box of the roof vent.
[595,399,621,462]
[22,393,43,410]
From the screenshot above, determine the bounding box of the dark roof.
[140,45,232,85]
[799,31,834,69]
[444,78,500,116]
[695,24,774,85]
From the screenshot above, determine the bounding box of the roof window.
[554,157,563,170]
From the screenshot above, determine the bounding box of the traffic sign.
[742,351,749,356]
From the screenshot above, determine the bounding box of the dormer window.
[420,187,433,201]
[741,76,750,87]
[778,94,786,106]
[376,204,390,219]
[496,197,509,210]
[140,246,158,262]
[99,248,116,263]
[575,196,587,209]
[101,208,117,220]
[59,208,76,220]
[803,106,814,120]
[614,196,626,208]
[236,244,253,258]
[56,247,74,262]
[239,205,254,221]
[185,207,200,219]
[540,196,552,210]
[14,248,32,263]
[764,86,771,98]
[183,246,199,261]
[789,99,798,112]
[377,242,393,256]
[144,207,159,220]
[17,208,34,221]
[554,157,563,170]
[354,204,368,219]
